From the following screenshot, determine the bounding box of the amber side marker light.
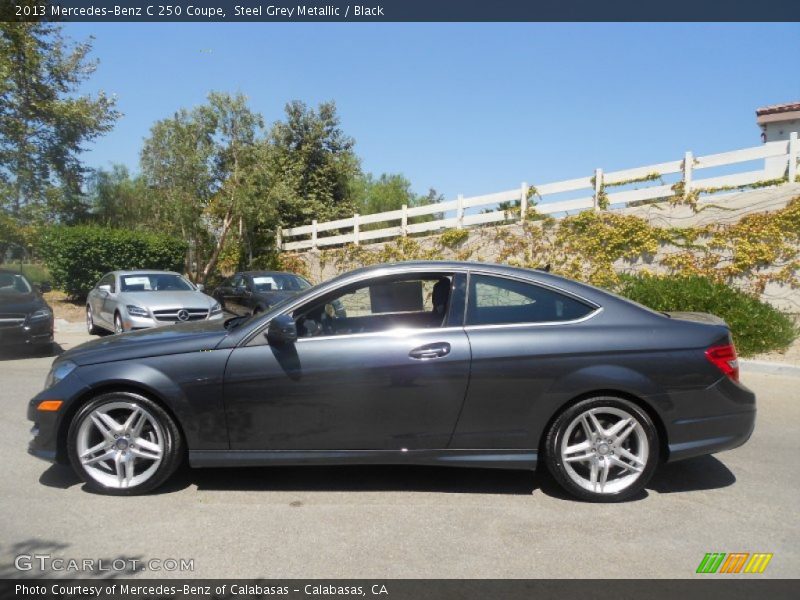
[37,400,63,412]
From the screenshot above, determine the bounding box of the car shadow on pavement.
[37,454,736,499]
[0,342,63,361]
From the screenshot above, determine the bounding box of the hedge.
[38,226,188,299]
[615,274,797,357]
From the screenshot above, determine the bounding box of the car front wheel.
[544,396,659,502]
[67,392,184,495]
[114,312,124,334]
[86,306,100,335]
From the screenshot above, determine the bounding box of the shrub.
[39,226,188,299]
[614,274,797,357]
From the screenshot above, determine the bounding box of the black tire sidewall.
[545,396,659,503]
[67,392,184,496]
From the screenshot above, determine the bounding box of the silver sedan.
[86,270,223,335]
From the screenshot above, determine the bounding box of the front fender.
[74,349,231,451]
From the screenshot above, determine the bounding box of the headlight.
[126,305,149,317]
[45,360,77,389]
[210,302,222,315]
[28,307,52,322]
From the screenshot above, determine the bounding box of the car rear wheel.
[544,396,659,502]
[86,306,100,335]
[67,392,184,495]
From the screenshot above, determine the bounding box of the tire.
[113,312,124,334]
[86,306,100,335]
[67,391,184,495]
[544,396,659,503]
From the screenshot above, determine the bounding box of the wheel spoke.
[605,417,632,438]
[616,446,644,466]
[82,448,115,466]
[587,411,606,437]
[612,422,638,447]
[123,453,135,486]
[133,437,162,460]
[580,415,596,441]
[123,407,145,436]
[564,452,594,463]
[609,455,643,473]
[79,440,107,460]
[90,413,115,441]
[599,458,610,492]
[589,458,599,490]
[564,440,592,456]
[114,451,125,487]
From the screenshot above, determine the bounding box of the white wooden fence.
[279,132,799,251]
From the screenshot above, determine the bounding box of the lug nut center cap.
[597,443,610,456]
[115,438,129,451]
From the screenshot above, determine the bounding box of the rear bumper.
[665,377,756,462]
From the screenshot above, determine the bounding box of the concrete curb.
[740,359,800,377]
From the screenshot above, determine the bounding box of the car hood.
[118,290,216,310]
[60,319,230,366]
[0,292,46,314]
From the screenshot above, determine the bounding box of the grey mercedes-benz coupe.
[28,261,755,501]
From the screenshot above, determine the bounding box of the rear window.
[466,274,594,326]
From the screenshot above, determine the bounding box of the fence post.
[353,213,360,246]
[789,132,798,183]
[593,168,603,211]
[311,219,318,250]
[456,194,464,229]
[401,204,408,237]
[275,226,282,251]
[519,182,528,223]
[683,151,693,199]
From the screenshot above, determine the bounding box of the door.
[223,272,471,450]
[224,274,247,315]
[92,273,116,327]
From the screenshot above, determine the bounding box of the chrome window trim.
[463,306,603,331]
[239,267,466,346]
[294,325,468,344]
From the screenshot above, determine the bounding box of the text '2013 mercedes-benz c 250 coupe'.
[27,261,755,502]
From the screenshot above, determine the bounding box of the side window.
[466,274,593,326]
[98,274,115,292]
[293,275,453,338]
[231,275,244,289]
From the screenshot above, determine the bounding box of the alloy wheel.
[114,314,124,334]
[559,406,649,495]
[75,401,164,489]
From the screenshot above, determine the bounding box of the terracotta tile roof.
[756,102,800,116]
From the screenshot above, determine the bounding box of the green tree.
[86,164,149,228]
[268,101,360,227]
[140,92,265,284]
[0,23,119,220]
[352,172,443,227]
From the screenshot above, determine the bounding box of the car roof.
[239,271,301,277]
[112,270,182,276]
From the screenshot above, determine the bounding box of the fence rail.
[279,133,799,251]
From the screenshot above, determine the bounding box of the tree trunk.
[200,206,234,285]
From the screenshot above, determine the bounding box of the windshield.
[120,274,195,292]
[0,272,33,295]
[250,274,311,293]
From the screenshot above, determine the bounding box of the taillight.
[705,343,739,382]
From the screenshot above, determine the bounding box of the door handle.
[409,342,451,360]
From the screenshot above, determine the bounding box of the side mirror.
[195,283,205,292]
[98,284,112,293]
[266,314,297,345]
[38,281,52,293]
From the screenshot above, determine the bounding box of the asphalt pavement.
[0,330,797,579]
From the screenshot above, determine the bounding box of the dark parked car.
[212,271,312,316]
[27,261,755,501]
[0,269,54,353]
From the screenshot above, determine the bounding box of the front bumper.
[124,310,224,331]
[665,376,756,462]
[0,317,53,348]
[27,370,90,464]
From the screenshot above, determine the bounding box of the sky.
[63,22,800,202]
